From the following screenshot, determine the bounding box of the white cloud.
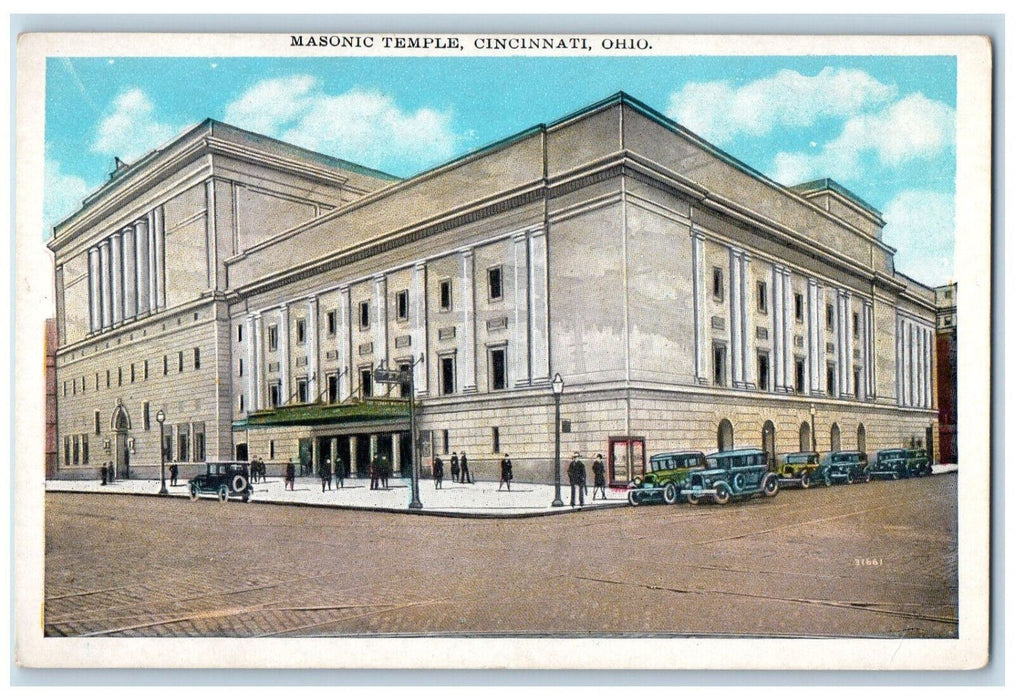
[666,67,897,146]
[224,77,459,172]
[90,89,178,162]
[771,92,955,184]
[882,190,954,286]
[44,158,90,237]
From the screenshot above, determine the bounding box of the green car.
[627,451,707,506]
[188,461,253,502]
[906,449,933,477]
[775,452,821,488]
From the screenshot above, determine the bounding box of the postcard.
[13,29,992,670]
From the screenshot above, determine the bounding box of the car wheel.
[799,472,811,489]
[686,492,700,506]
[218,485,228,502]
[662,483,679,505]
[845,470,855,485]
[189,484,199,501]
[823,472,833,487]
[732,473,745,491]
[231,474,248,493]
[627,490,640,506]
[892,471,899,481]
[713,483,731,505]
[762,473,779,497]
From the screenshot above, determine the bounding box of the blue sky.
[45,54,957,285]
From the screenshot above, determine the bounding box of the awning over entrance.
[232,399,410,430]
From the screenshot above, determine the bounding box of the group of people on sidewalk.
[432,451,474,489]
[567,453,607,507]
[428,451,606,504]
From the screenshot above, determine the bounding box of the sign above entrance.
[373,368,407,384]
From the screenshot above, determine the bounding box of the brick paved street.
[44,473,957,639]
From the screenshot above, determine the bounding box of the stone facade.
[49,93,940,483]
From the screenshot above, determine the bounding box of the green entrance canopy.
[232,399,410,430]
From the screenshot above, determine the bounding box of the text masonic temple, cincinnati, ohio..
[47,92,940,485]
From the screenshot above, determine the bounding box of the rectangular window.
[72,378,76,395]
[826,304,835,329]
[118,367,123,386]
[130,364,135,383]
[440,280,452,311]
[327,310,337,336]
[268,325,278,352]
[827,364,836,395]
[162,432,173,463]
[62,381,67,397]
[854,368,862,398]
[106,369,111,387]
[269,382,281,408]
[237,324,243,342]
[269,440,276,460]
[162,356,167,376]
[795,359,806,393]
[72,435,80,465]
[327,373,338,403]
[94,410,101,435]
[757,352,769,391]
[64,436,70,466]
[492,427,501,453]
[442,429,450,455]
[296,377,309,404]
[177,425,190,462]
[238,358,244,377]
[144,360,149,380]
[712,344,727,387]
[81,435,89,464]
[853,312,860,338]
[441,355,456,395]
[490,347,507,391]
[488,267,503,301]
[359,301,370,329]
[239,394,245,412]
[757,281,767,313]
[193,423,206,462]
[712,267,724,301]
[143,402,150,431]
[398,362,412,398]
[360,368,373,398]
[95,372,100,391]
[396,290,409,321]
[81,375,85,394]
[795,293,804,322]
[178,351,184,372]
[296,318,306,344]
[194,348,201,370]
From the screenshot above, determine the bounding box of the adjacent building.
[47,92,940,483]
[935,282,958,463]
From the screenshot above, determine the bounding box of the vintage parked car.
[684,448,779,505]
[774,452,822,488]
[188,461,253,502]
[627,451,707,506]
[868,448,911,480]
[906,448,933,477]
[819,451,869,485]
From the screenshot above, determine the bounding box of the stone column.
[782,269,793,391]
[512,232,531,387]
[691,230,706,384]
[529,229,550,384]
[135,218,150,315]
[337,287,351,400]
[369,434,378,462]
[279,305,290,404]
[253,312,264,410]
[461,249,477,393]
[312,438,320,476]
[154,207,166,309]
[410,263,428,396]
[807,278,818,394]
[391,434,402,476]
[307,297,319,402]
[741,252,754,388]
[330,438,339,479]
[729,248,743,387]
[772,265,783,390]
[99,239,112,328]
[122,227,137,320]
[843,291,853,397]
[246,314,257,413]
[147,211,158,311]
[349,435,359,477]
[110,231,123,326]
[88,247,101,332]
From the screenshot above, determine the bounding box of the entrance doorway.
[110,400,131,479]
[608,436,645,485]
[761,420,776,470]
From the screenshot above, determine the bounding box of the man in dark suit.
[568,453,587,507]
[460,452,472,484]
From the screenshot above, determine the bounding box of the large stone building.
[48,92,940,483]
[935,282,958,463]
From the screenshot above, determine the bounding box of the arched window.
[799,421,812,452]
[857,423,867,453]
[830,422,841,451]
[717,419,734,451]
[762,420,776,468]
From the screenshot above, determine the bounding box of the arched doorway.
[857,423,867,453]
[717,419,734,451]
[799,421,811,452]
[830,422,841,452]
[110,399,132,479]
[761,420,776,469]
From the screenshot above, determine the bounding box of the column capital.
[808,276,818,287]
[512,230,529,242]
[691,227,706,241]
[307,295,319,308]
[373,273,386,283]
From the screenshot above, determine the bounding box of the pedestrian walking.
[100,464,108,486]
[568,452,587,507]
[433,456,444,489]
[499,454,513,491]
[591,454,607,500]
[334,456,345,488]
[450,452,460,483]
[285,460,296,490]
[461,452,472,484]
[380,455,390,489]
[369,455,380,490]
[320,458,332,491]
[169,462,179,487]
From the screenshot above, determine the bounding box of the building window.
[64,436,70,466]
[360,368,373,398]
[193,423,206,462]
[327,310,337,335]
[269,382,282,408]
[143,402,150,431]
[712,344,727,387]
[492,427,501,453]
[795,293,804,322]
[296,318,306,344]
[757,281,767,313]
[62,381,67,397]
[853,312,860,338]
[81,435,89,464]
[72,378,77,395]
[239,394,245,412]
[827,364,836,395]
[327,373,338,403]
[238,324,243,342]
[442,429,450,454]
[194,348,201,370]
[118,367,123,386]
[72,435,79,465]
[854,368,862,398]
[712,267,724,301]
[94,410,101,435]
[826,304,835,329]
[488,266,503,301]
[296,377,309,404]
[178,351,184,373]
[489,347,507,391]
[81,375,85,394]
[268,325,278,351]
[238,358,244,377]
[162,356,167,376]
[440,279,452,311]
[440,355,456,395]
[269,440,275,460]
[177,425,190,462]
[757,352,769,391]
[143,360,149,380]
[795,358,806,393]
[359,301,370,330]
[162,432,173,463]
[396,290,409,321]
[95,372,100,391]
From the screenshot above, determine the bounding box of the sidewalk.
[44,475,628,518]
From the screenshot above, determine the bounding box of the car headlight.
[632,476,643,486]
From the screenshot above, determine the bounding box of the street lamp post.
[156,409,167,495]
[809,404,817,453]
[408,354,423,510]
[551,373,564,507]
